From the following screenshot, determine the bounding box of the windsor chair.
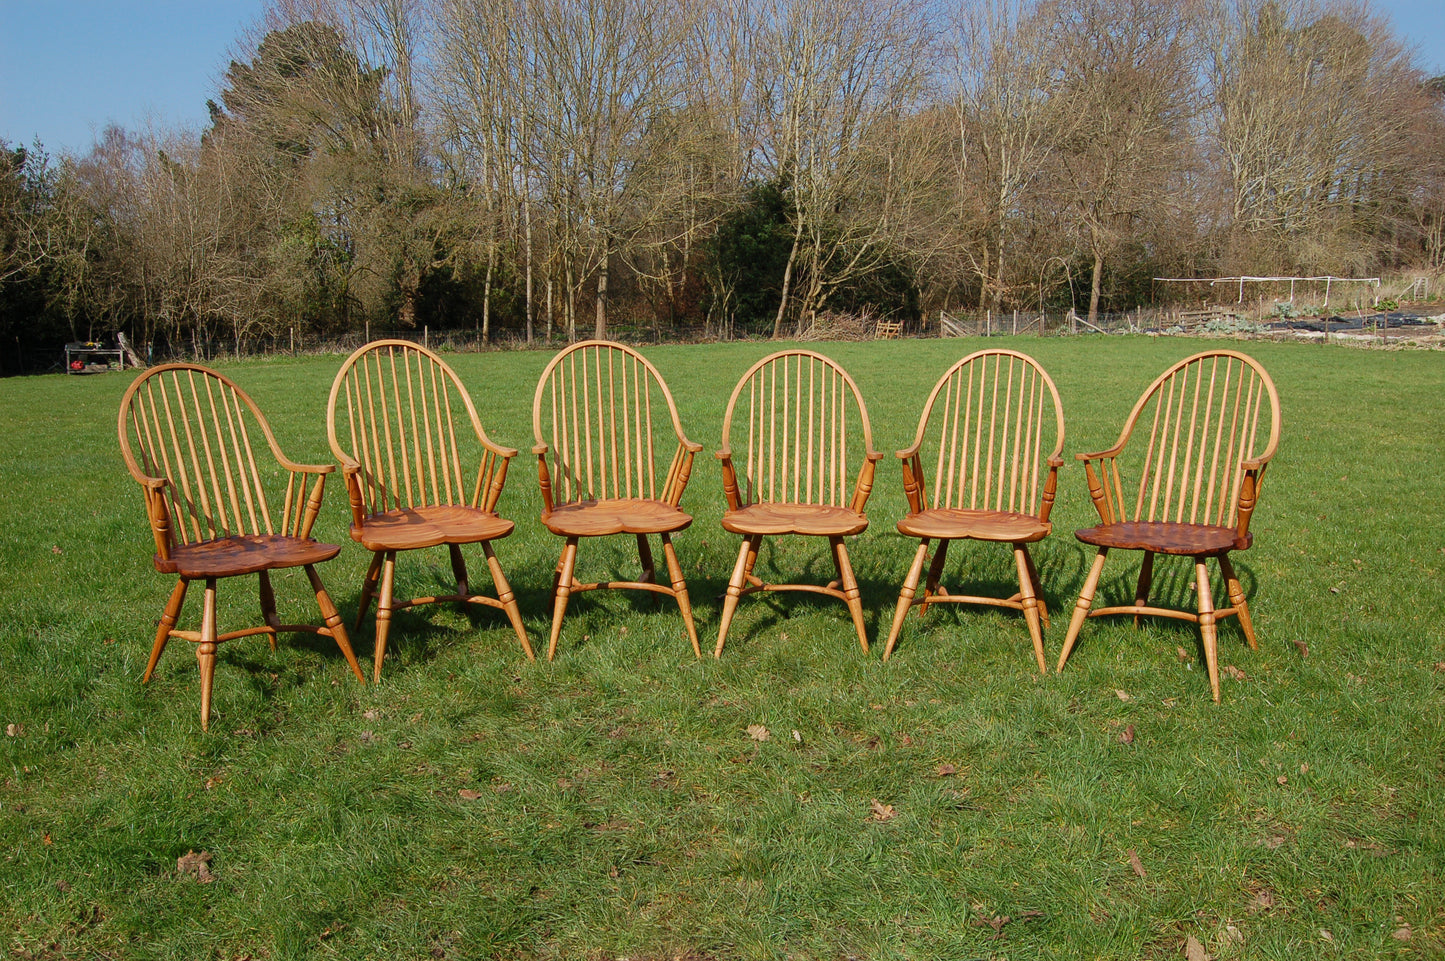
[715,349,883,655]
[532,341,702,659]
[1054,350,1280,701]
[118,364,365,730]
[327,341,532,681]
[881,349,1065,672]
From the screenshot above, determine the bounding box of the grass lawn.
[1,336,1442,960]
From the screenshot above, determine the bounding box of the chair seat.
[1075,521,1250,556]
[353,505,515,552]
[722,503,868,537]
[897,508,1049,543]
[160,535,342,578]
[543,498,693,537]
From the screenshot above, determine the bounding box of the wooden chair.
[881,349,1065,672]
[327,340,533,680]
[1055,350,1280,700]
[532,340,702,659]
[118,364,366,731]
[715,349,883,655]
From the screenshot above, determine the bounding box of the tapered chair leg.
[921,539,950,613]
[660,533,700,657]
[547,538,579,661]
[1133,551,1155,627]
[145,578,188,683]
[356,551,384,630]
[305,564,365,682]
[883,540,931,661]
[1014,544,1047,674]
[831,537,869,653]
[1196,558,1221,702]
[258,571,280,650]
[197,579,219,732]
[449,543,470,598]
[715,536,758,657]
[637,534,656,584]
[1022,545,1049,630]
[481,541,533,660]
[373,551,398,682]
[1218,554,1257,649]
[1057,547,1109,672]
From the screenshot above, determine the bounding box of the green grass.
[2,336,1443,960]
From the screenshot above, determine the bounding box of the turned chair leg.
[305,564,365,683]
[1057,547,1109,672]
[661,533,700,657]
[1218,554,1257,649]
[197,578,219,732]
[449,543,470,599]
[1023,545,1049,630]
[636,534,656,584]
[1133,551,1155,627]
[373,551,398,682]
[145,578,188,683]
[883,540,931,661]
[258,571,280,650]
[921,539,950,614]
[356,551,384,630]
[482,542,534,661]
[1196,558,1221,702]
[547,538,580,661]
[716,535,760,657]
[1014,544,1047,674]
[831,536,869,653]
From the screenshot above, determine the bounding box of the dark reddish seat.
[881,350,1065,673]
[119,364,365,731]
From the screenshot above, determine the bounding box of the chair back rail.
[327,341,514,523]
[532,341,697,510]
[903,349,1064,519]
[720,349,879,511]
[1087,350,1280,533]
[119,365,327,559]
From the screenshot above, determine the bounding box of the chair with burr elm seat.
[1054,350,1280,701]
[118,363,366,731]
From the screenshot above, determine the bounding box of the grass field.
[2,336,1443,960]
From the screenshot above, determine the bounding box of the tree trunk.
[594,247,608,340]
[773,216,805,339]
[1088,250,1104,327]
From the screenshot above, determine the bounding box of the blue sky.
[2,0,1444,157]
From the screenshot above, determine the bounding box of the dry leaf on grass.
[936,762,958,777]
[1115,689,1131,701]
[1184,935,1209,960]
[458,789,484,800]
[1393,925,1412,941]
[177,850,214,883]
[1223,665,1247,681]
[1128,848,1146,878]
[5,723,23,737]
[869,799,896,821]
[746,724,770,742]
[1294,639,1310,657]
[1119,725,1135,745]
[1177,646,1191,663]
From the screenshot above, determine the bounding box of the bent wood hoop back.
[119,364,329,565]
[1087,350,1280,542]
[719,349,878,512]
[532,340,696,511]
[327,340,515,523]
[902,349,1065,521]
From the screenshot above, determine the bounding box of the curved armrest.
[276,458,336,475]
